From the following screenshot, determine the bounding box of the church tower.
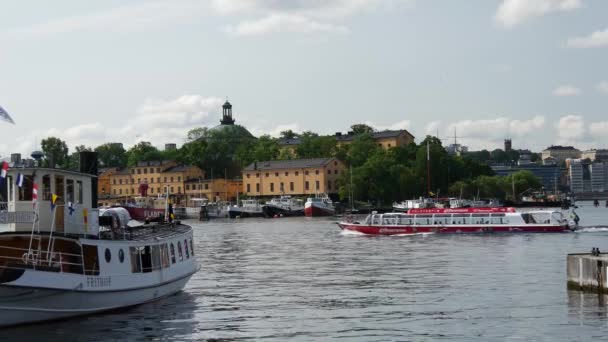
[220,100,235,125]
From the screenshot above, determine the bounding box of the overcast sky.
[1,0,607,157]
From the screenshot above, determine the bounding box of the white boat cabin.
[364,210,566,226]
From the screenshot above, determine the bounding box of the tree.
[295,132,336,158]
[126,142,162,166]
[41,137,69,168]
[279,130,298,140]
[350,123,375,134]
[186,127,208,141]
[95,143,127,168]
[345,133,380,167]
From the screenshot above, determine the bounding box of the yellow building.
[184,178,243,204]
[106,161,204,204]
[242,158,345,197]
[98,167,117,199]
[541,146,581,165]
[278,129,415,156]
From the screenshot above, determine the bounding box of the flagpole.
[426,140,431,196]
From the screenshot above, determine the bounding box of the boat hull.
[0,273,193,327]
[338,223,571,235]
[228,208,264,219]
[262,205,304,218]
[304,204,334,217]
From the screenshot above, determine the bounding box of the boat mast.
[350,164,354,211]
[427,140,431,196]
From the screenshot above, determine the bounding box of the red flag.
[0,161,8,181]
[32,183,38,207]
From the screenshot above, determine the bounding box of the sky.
[0,0,607,158]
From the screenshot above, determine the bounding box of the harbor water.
[2,202,608,341]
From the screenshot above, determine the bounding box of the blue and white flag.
[68,202,75,216]
[0,105,15,125]
[16,173,24,188]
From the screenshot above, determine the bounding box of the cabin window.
[184,239,190,259]
[190,239,194,256]
[18,175,34,201]
[83,244,100,276]
[66,179,75,204]
[372,216,381,225]
[119,249,125,263]
[161,244,170,268]
[152,245,161,271]
[76,181,83,204]
[129,247,141,272]
[104,248,111,263]
[178,242,183,261]
[141,246,153,273]
[170,243,176,264]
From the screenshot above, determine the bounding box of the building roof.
[135,160,173,167]
[243,158,338,171]
[163,165,198,173]
[114,168,131,175]
[543,145,579,151]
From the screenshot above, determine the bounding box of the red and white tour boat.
[304,193,335,217]
[338,207,578,235]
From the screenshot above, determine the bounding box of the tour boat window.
[161,244,170,268]
[66,179,75,204]
[170,243,176,264]
[55,175,64,203]
[184,239,190,259]
[83,244,100,276]
[490,217,502,224]
[151,245,162,271]
[105,248,111,263]
[76,180,83,204]
[141,246,153,273]
[178,241,183,261]
[130,247,142,273]
[18,175,34,201]
[190,239,194,256]
[119,249,125,263]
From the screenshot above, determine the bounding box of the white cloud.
[556,115,585,140]
[248,123,301,137]
[509,116,546,135]
[494,0,582,28]
[567,28,608,48]
[388,120,411,131]
[553,85,581,97]
[589,121,608,138]
[224,14,349,36]
[596,81,608,94]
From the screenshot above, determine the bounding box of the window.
[130,247,142,273]
[164,177,167,182]
[328,169,331,174]
[113,179,116,185]
[157,187,160,193]
[335,170,338,174]
[190,239,194,256]
[119,189,123,195]
[316,181,320,190]
[275,172,279,177]
[119,179,123,185]
[256,173,260,178]
[285,172,288,176]
[305,171,309,175]
[144,168,148,174]
[280,182,284,192]
[150,168,154,173]
[186,184,190,190]
[161,244,170,268]
[295,171,299,176]
[137,169,141,174]
[247,173,250,179]
[388,144,392,147]
[151,178,154,183]
[178,242,183,261]
[184,239,189,259]
[150,188,154,194]
[290,182,294,191]
[270,183,274,192]
[178,187,181,193]
[247,184,251,192]
[170,177,174,182]
[156,168,161,173]
[170,243,176,264]
[256,183,260,192]
[205,184,209,190]
[152,245,161,271]
[65,179,74,203]
[137,178,140,184]
[113,189,116,195]
[76,181,83,204]
[105,248,111,263]
[305,181,309,190]
[328,181,332,190]
[171,187,174,193]
[119,249,125,263]
[178,176,181,182]
[55,175,64,201]
[157,177,160,183]
[141,246,153,273]
[131,169,135,174]
[315,170,319,175]
[265,173,269,177]
[131,188,135,194]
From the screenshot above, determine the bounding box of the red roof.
[408,207,516,214]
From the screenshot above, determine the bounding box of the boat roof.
[7,167,97,178]
[408,207,516,214]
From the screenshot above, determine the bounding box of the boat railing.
[0,243,85,274]
[0,202,7,211]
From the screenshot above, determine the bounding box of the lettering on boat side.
[87,276,111,288]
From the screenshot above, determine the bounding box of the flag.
[16,173,24,188]
[68,202,75,216]
[51,194,58,210]
[83,208,88,232]
[0,105,15,125]
[0,161,8,182]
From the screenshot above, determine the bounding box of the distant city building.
[242,158,345,197]
[542,156,557,166]
[446,143,468,156]
[541,146,581,164]
[517,153,532,166]
[492,164,562,192]
[581,149,608,162]
[567,158,608,194]
[165,143,177,151]
[184,178,242,203]
[504,139,512,152]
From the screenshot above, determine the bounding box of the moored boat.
[392,197,436,212]
[304,193,335,217]
[0,152,198,327]
[338,207,578,235]
[228,199,264,218]
[262,196,304,217]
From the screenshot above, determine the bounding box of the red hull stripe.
[305,205,334,217]
[339,223,569,235]
[408,207,516,214]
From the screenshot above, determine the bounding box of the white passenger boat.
[0,152,198,327]
[392,197,436,211]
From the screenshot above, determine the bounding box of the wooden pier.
[567,251,608,292]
